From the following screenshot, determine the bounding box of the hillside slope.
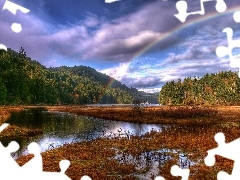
[0,48,158,105]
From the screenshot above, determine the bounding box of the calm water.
[3,108,198,179]
[4,108,167,157]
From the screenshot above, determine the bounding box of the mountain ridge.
[0,48,158,105]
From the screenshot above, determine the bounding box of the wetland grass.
[6,105,240,179]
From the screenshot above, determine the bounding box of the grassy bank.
[45,105,240,124]
[0,106,42,138]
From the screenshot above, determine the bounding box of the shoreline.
[44,105,240,124]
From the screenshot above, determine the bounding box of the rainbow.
[97,5,240,103]
[130,6,240,62]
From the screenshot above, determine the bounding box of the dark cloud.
[123,76,162,88]
[1,0,240,91]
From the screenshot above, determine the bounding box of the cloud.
[83,15,100,27]
[138,88,161,93]
[126,76,162,88]
[1,0,182,66]
[82,30,163,61]
[100,62,130,81]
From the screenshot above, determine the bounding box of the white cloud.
[83,15,100,27]
[138,88,161,93]
[100,62,130,81]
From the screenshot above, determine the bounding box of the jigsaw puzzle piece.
[171,165,190,180]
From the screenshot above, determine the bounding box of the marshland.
[1,105,240,180]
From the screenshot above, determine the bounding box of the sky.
[0,0,240,93]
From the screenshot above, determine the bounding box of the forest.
[159,71,240,106]
[0,48,158,105]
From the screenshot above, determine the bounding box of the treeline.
[159,71,240,106]
[0,48,153,105]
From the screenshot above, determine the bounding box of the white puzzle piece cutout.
[175,0,226,22]
[154,165,190,180]
[216,11,240,77]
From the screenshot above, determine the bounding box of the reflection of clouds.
[10,111,169,158]
[105,121,163,136]
[18,135,77,157]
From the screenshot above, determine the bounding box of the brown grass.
[6,105,240,179]
[45,105,240,124]
[16,123,239,180]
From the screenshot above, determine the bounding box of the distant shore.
[45,105,240,124]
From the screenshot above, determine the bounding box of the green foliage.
[0,77,7,104]
[159,71,240,106]
[0,48,156,105]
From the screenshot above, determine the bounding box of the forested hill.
[159,71,240,106]
[0,48,158,105]
[50,65,131,92]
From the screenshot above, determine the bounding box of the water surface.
[4,108,167,157]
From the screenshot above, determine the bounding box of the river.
[4,107,167,158]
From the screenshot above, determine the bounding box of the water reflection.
[3,108,167,157]
[113,148,196,180]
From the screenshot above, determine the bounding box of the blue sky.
[1,0,240,92]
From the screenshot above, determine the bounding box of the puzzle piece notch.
[233,11,240,23]
[105,0,120,3]
[217,171,234,180]
[204,132,240,179]
[80,175,92,180]
[175,0,227,22]
[154,176,165,180]
[171,165,190,180]
[0,123,9,132]
[154,165,190,180]
[0,44,7,51]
